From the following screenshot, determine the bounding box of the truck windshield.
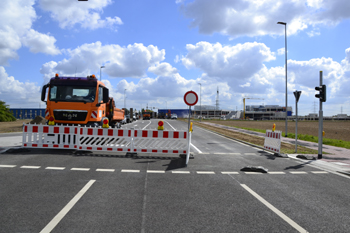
[49,85,96,103]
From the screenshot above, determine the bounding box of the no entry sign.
[184,91,198,106]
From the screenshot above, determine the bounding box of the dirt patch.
[0,119,30,133]
[202,120,350,141]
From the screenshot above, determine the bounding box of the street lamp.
[277,21,288,137]
[198,83,202,122]
[100,66,105,81]
[124,89,127,109]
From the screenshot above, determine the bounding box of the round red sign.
[184,91,198,106]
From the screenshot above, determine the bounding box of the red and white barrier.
[264,130,282,153]
[22,124,190,156]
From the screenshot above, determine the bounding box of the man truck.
[41,74,124,128]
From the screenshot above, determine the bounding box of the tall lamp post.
[124,89,127,109]
[198,83,202,122]
[278,21,288,137]
[100,66,105,81]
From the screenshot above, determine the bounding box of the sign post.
[293,90,301,153]
[183,91,198,165]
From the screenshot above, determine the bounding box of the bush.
[0,100,16,122]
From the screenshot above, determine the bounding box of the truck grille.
[53,110,88,122]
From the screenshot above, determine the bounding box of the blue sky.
[1,0,350,116]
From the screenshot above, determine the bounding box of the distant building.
[10,108,45,119]
[244,105,292,120]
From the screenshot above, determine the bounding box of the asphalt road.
[1,119,350,232]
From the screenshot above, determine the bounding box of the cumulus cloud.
[40,42,165,79]
[148,63,178,77]
[179,0,350,38]
[39,0,123,30]
[0,66,40,107]
[182,41,275,81]
[0,0,60,65]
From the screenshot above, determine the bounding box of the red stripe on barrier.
[80,128,83,135]
[33,144,38,147]
[134,130,137,137]
[142,131,148,137]
[108,129,113,136]
[152,150,157,153]
[24,126,27,132]
[163,131,168,138]
[183,150,186,153]
[33,126,38,133]
[117,148,123,151]
[53,145,59,148]
[64,127,70,134]
[43,144,48,147]
[79,147,82,149]
[107,148,113,151]
[174,132,179,138]
[24,144,27,147]
[128,130,131,137]
[97,147,102,150]
[173,150,178,153]
[141,149,147,152]
[87,147,92,150]
[98,129,103,136]
[74,145,77,148]
[43,126,49,133]
[64,145,69,148]
[184,132,187,139]
[128,149,130,151]
[54,127,59,134]
[153,131,158,138]
[75,128,77,135]
[162,150,168,153]
[88,128,93,135]
[118,130,123,137]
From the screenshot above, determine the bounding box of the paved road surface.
[1,119,350,232]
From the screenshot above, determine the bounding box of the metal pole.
[295,94,298,153]
[188,106,191,132]
[285,23,288,137]
[318,71,323,159]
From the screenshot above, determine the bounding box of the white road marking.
[244,172,265,174]
[0,164,16,168]
[197,171,215,174]
[244,153,257,155]
[165,120,176,131]
[289,171,308,174]
[191,143,202,153]
[121,169,140,173]
[241,184,308,233]
[40,180,96,233]
[268,172,286,174]
[147,170,165,173]
[96,169,115,172]
[331,162,349,166]
[71,168,90,171]
[221,172,239,174]
[21,166,40,169]
[142,121,152,130]
[46,167,65,170]
[172,171,190,174]
[311,171,329,174]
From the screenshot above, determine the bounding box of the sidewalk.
[201,122,350,175]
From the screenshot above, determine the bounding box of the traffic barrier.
[22,124,189,156]
[264,130,282,153]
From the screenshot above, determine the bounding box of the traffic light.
[315,84,326,102]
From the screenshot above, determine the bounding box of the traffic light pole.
[318,71,323,159]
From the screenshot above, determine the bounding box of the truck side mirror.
[103,88,109,103]
[41,84,48,101]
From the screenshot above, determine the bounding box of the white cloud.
[277,48,285,55]
[40,42,166,78]
[0,0,60,65]
[148,63,178,77]
[180,0,350,38]
[182,41,275,80]
[39,0,123,30]
[21,29,61,55]
[0,66,40,107]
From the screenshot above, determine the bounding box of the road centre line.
[142,121,152,130]
[311,171,328,174]
[21,165,40,169]
[221,172,239,174]
[147,170,165,173]
[290,171,308,174]
[197,171,215,174]
[268,172,286,174]
[0,164,16,168]
[46,167,65,170]
[40,180,96,233]
[241,184,308,233]
[121,169,140,173]
[172,171,190,174]
[71,168,90,171]
[96,168,115,172]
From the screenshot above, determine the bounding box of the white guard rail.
[264,130,282,153]
[22,124,190,158]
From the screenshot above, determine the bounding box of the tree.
[0,100,16,122]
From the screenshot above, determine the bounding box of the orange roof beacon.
[41,74,124,128]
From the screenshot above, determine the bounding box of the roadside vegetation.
[0,100,16,122]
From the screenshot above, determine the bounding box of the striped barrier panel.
[131,129,188,154]
[22,124,190,156]
[264,130,282,153]
[23,124,78,149]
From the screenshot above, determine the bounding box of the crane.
[243,97,264,119]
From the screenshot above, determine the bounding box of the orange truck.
[142,110,151,120]
[41,74,124,128]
